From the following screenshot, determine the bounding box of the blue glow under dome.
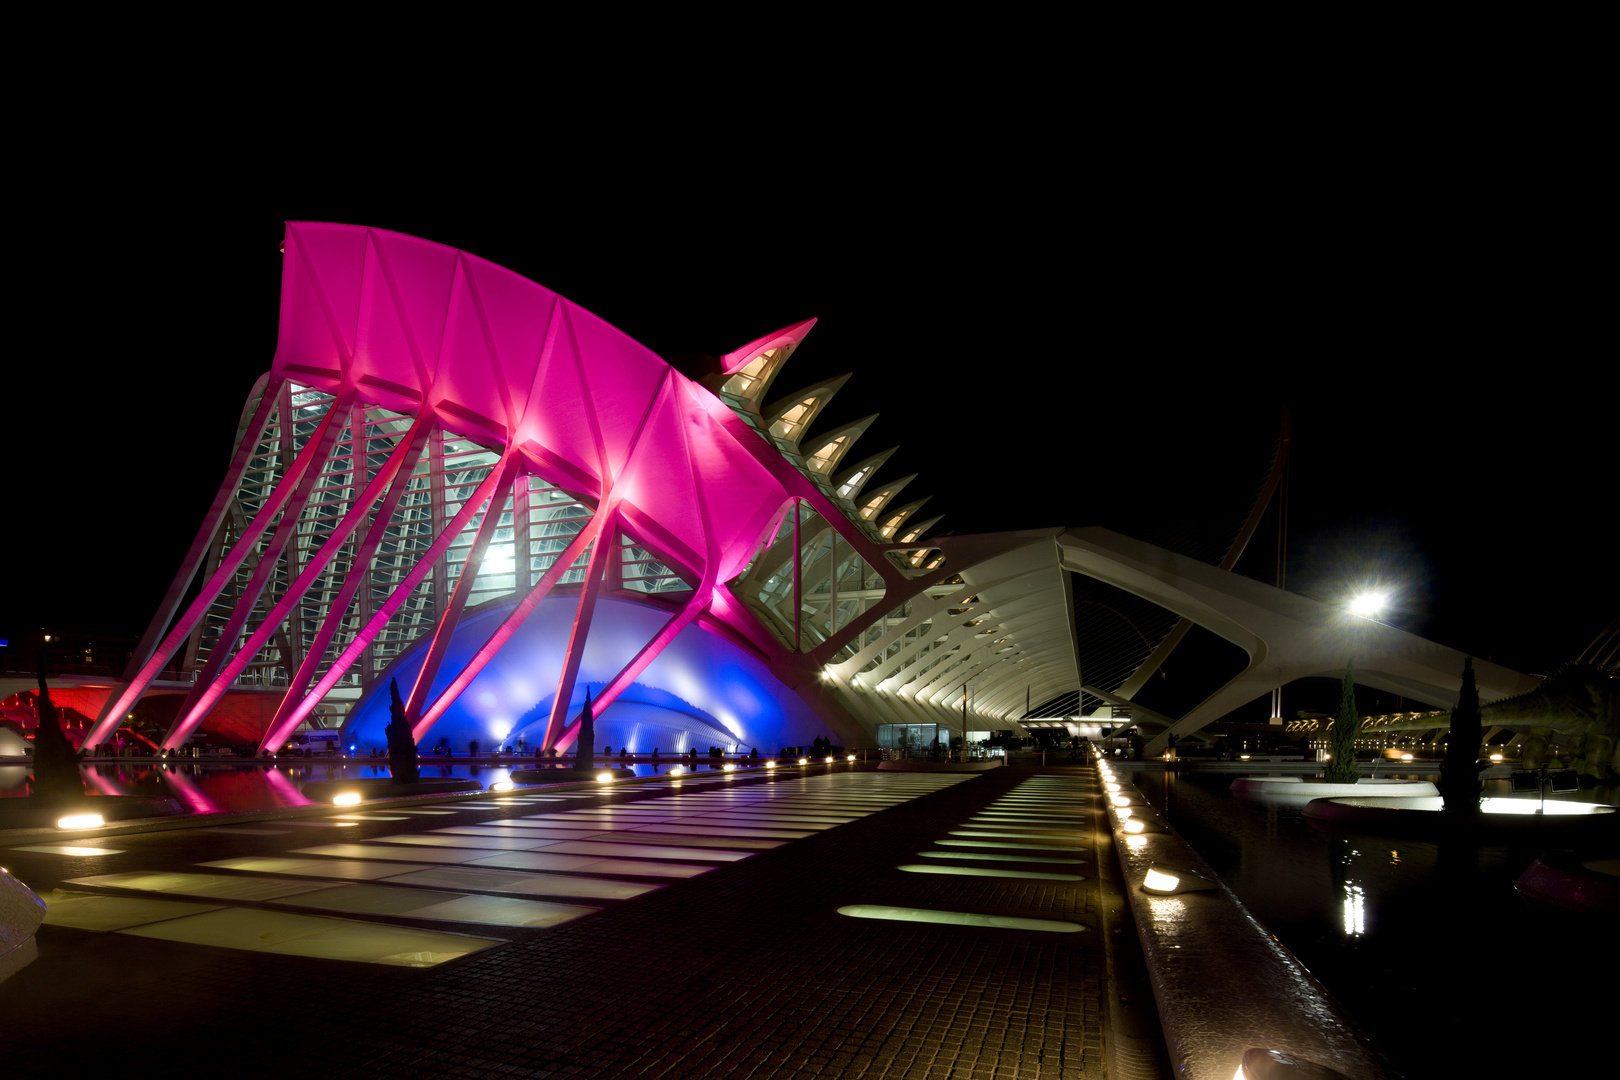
[342,594,829,755]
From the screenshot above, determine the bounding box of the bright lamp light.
[1348,591,1388,618]
[332,792,362,807]
[1233,1047,1352,1080]
[1142,861,1218,895]
[57,813,105,829]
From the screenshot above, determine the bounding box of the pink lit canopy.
[89,222,924,754]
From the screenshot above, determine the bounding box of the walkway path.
[0,764,1148,1078]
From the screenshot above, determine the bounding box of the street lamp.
[1347,591,1388,619]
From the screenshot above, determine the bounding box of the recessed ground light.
[1234,1048,1352,1080]
[57,814,105,830]
[1142,862,1218,895]
[332,793,362,807]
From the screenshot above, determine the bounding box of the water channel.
[1120,763,1615,1078]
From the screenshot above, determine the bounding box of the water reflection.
[1122,765,1617,1078]
[1329,836,1367,938]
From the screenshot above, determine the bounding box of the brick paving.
[0,765,1125,1078]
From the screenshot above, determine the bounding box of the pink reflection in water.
[262,766,314,808]
[158,766,224,814]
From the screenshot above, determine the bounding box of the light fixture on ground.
[595,772,614,783]
[764,761,777,769]
[489,780,514,792]
[332,792,362,807]
[56,814,105,830]
[1233,1047,1351,1080]
[1142,861,1218,895]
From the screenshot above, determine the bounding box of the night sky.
[7,174,1612,694]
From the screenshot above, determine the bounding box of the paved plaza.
[1,764,1143,1079]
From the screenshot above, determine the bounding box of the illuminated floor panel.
[432,826,608,839]
[518,814,680,824]
[293,843,526,863]
[950,830,1087,841]
[918,851,1087,864]
[573,833,781,850]
[837,904,1087,933]
[370,834,561,850]
[202,857,425,879]
[933,839,1079,851]
[540,841,753,862]
[10,844,126,856]
[378,865,660,900]
[897,864,1086,881]
[679,816,836,829]
[628,824,813,839]
[66,872,338,902]
[120,907,502,966]
[44,891,222,931]
[461,851,714,877]
[294,884,600,926]
[281,820,366,829]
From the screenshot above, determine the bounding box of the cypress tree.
[1440,657,1483,812]
[385,678,419,783]
[31,645,83,806]
[575,688,595,770]
[1324,660,1361,783]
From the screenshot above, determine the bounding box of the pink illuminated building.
[86,223,1081,757]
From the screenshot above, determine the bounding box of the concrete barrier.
[1098,760,1397,1079]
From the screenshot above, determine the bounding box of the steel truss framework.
[89,223,1081,754]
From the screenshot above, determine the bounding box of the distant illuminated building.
[85,223,1076,755]
[84,224,1529,759]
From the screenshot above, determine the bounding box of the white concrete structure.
[1057,528,1540,753]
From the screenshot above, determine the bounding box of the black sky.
[6,159,1612,683]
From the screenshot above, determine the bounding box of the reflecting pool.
[1122,765,1617,1079]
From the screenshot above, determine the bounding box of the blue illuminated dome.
[343,594,829,754]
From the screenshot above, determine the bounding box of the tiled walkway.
[0,765,1125,1078]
